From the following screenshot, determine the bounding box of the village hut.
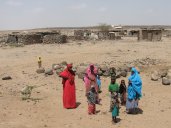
[138,28,163,41]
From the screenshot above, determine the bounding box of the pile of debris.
[36,61,67,76]
[126,57,161,67]
[35,61,132,79]
[151,69,171,85]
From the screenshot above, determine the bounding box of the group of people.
[59,64,142,123]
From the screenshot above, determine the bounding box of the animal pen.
[138,29,163,41]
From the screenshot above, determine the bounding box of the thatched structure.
[138,28,163,41]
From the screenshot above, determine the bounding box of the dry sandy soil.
[0,38,171,128]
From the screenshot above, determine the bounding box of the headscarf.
[60,64,75,85]
[128,67,142,98]
[67,64,72,69]
[86,64,98,74]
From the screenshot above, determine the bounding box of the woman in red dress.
[59,64,76,109]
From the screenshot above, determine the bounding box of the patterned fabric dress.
[111,92,119,117]
[87,90,97,114]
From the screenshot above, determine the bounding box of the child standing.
[38,57,42,68]
[87,86,98,115]
[111,92,120,123]
[119,80,127,105]
[109,78,119,112]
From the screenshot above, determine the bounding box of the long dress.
[111,93,119,117]
[84,65,98,93]
[126,67,142,112]
[60,68,76,109]
[119,84,127,105]
[87,90,97,114]
[126,85,138,111]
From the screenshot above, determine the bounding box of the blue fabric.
[127,85,136,100]
[128,68,142,98]
[126,99,138,110]
[96,78,101,88]
[112,105,119,117]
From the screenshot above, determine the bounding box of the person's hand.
[85,93,88,97]
[128,81,132,84]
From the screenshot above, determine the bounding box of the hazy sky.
[0,0,171,30]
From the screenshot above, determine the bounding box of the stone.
[168,69,171,73]
[160,70,167,78]
[120,65,131,72]
[151,71,159,81]
[21,85,34,99]
[167,72,171,80]
[2,76,12,80]
[162,77,170,85]
[116,71,121,78]
[45,69,53,75]
[76,66,87,79]
[120,70,127,77]
[56,69,63,75]
[97,70,103,76]
[100,65,108,73]
[52,64,62,70]
[77,73,85,79]
[79,63,88,66]
[60,61,67,66]
[36,68,45,74]
[103,70,110,77]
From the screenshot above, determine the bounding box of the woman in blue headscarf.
[126,67,142,114]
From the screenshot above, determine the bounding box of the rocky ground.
[0,38,171,128]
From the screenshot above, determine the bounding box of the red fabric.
[88,104,96,114]
[67,64,72,69]
[60,68,76,109]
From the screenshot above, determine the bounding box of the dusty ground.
[0,38,171,128]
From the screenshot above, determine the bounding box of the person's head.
[111,67,116,72]
[121,80,125,85]
[90,64,94,71]
[131,67,138,75]
[67,64,73,71]
[128,80,132,86]
[111,78,116,84]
